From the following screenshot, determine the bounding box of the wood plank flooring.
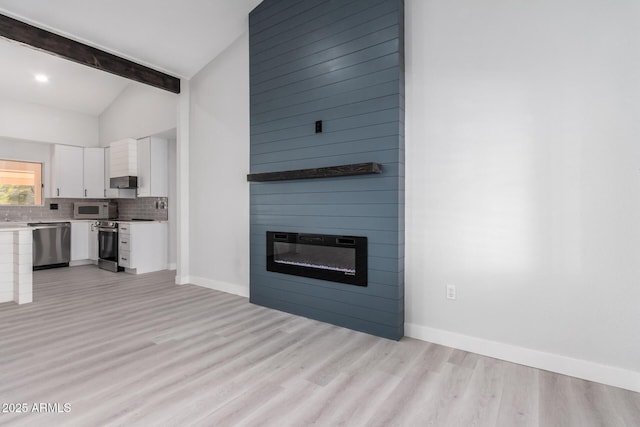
[0,265,638,426]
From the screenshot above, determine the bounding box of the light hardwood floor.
[0,265,638,426]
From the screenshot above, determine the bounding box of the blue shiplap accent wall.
[249,0,405,340]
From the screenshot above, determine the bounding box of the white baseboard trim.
[187,276,249,299]
[0,290,13,304]
[405,323,640,393]
[175,275,190,285]
[167,263,177,271]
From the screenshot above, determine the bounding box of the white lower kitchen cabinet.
[70,221,90,264]
[88,222,99,262]
[118,222,168,274]
[71,221,99,266]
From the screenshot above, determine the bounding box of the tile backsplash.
[0,198,84,222]
[117,198,168,221]
[0,197,168,222]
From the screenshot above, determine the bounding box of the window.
[0,159,43,206]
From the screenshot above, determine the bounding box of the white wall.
[405,0,640,390]
[0,98,99,146]
[99,82,178,146]
[168,138,177,268]
[178,0,639,391]
[188,32,250,297]
[176,80,190,284]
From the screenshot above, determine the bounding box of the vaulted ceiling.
[0,0,263,78]
[0,0,263,115]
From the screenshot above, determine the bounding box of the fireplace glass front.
[267,232,367,286]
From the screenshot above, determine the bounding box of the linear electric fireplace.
[267,232,367,286]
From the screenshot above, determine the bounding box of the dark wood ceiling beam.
[0,13,180,94]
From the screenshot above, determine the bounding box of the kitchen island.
[0,224,33,304]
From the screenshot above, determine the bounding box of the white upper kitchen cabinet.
[104,147,136,199]
[50,144,84,198]
[83,148,105,198]
[137,137,168,197]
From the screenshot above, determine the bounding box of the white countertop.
[0,223,33,232]
[0,219,167,228]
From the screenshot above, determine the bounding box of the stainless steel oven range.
[96,221,123,272]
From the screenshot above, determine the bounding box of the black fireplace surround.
[266,231,367,286]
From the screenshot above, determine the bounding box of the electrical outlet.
[446,284,456,300]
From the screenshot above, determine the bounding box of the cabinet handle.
[57,188,60,196]
[85,189,87,197]
[121,257,128,261]
[121,241,128,244]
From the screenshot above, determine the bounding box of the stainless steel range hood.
[110,176,138,189]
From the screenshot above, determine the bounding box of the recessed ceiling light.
[35,74,49,83]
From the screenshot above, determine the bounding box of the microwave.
[73,202,118,220]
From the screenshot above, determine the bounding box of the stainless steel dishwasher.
[28,222,71,270]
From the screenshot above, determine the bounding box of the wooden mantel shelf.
[247,162,382,182]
